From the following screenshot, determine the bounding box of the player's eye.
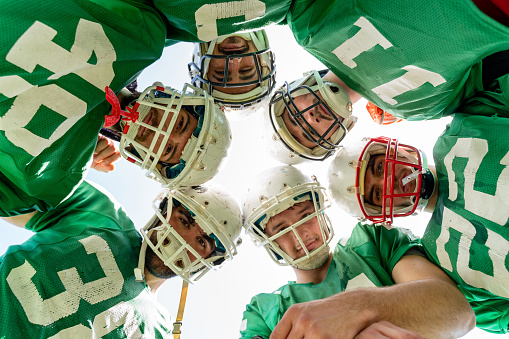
[165,144,172,156]
[239,67,253,74]
[179,217,189,228]
[176,116,184,131]
[197,237,206,248]
[375,187,381,203]
[377,161,383,176]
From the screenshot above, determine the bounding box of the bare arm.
[2,211,38,228]
[322,70,363,104]
[270,255,475,339]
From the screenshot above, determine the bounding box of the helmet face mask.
[138,184,243,284]
[272,81,348,153]
[328,137,434,225]
[359,137,425,224]
[264,70,355,164]
[188,30,276,120]
[242,166,334,269]
[118,82,232,188]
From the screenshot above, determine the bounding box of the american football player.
[263,69,359,164]
[0,180,242,338]
[101,82,231,188]
[328,114,509,333]
[0,79,231,217]
[239,165,474,339]
[188,30,276,121]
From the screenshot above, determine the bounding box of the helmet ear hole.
[330,86,339,93]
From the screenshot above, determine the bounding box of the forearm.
[345,279,475,338]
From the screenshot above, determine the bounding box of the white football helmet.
[242,165,333,269]
[135,183,243,283]
[188,30,276,121]
[328,136,435,225]
[263,70,356,164]
[116,82,232,188]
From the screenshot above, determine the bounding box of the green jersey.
[0,181,172,338]
[239,222,420,339]
[421,114,509,334]
[0,0,166,216]
[286,0,509,120]
[154,0,290,45]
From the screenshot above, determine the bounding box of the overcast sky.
[0,24,496,339]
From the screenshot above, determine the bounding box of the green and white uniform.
[0,0,166,216]
[421,114,509,334]
[156,0,509,120]
[239,222,420,339]
[154,0,290,45]
[286,0,509,120]
[0,181,172,338]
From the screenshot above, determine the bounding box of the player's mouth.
[400,169,416,194]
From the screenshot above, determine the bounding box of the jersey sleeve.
[0,0,166,217]
[25,180,135,234]
[457,73,509,119]
[239,292,281,339]
[348,222,422,275]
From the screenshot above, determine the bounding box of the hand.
[355,321,425,339]
[91,135,121,172]
[269,293,373,339]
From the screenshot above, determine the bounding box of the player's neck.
[424,165,438,213]
[293,252,333,284]
[144,269,167,294]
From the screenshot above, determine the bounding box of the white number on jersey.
[195,0,266,41]
[331,16,446,106]
[6,235,124,325]
[48,302,142,339]
[0,19,116,157]
[435,137,509,298]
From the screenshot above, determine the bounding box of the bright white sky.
[0,25,498,339]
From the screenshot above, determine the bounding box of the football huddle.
[1,0,508,338]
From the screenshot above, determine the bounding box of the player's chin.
[145,246,178,279]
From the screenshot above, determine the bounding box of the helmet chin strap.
[172,273,189,339]
[293,245,330,270]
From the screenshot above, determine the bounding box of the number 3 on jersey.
[436,137,509,298]
[0,19,116,157]
[6,235,124,326]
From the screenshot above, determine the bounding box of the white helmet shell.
[188,30,276,121]
[264,70,356,164]
[136,182,243,284]
[118,82,232,188]
[328,136,434,225]
[242,165,333,268]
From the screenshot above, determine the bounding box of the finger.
[270,314,293,339]
[91,160,115,173]
[94,136,110,154]
[94,143,118,163]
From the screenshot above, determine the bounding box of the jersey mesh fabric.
[154,0,291,44]
[0,181,172,338]
[286,0,509,120]
[0,0,167,216]
[240,223,420,339]
[422,114,509,334]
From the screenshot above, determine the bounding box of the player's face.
[363,154,417,208]
[281,91,342,149]
[134,106,198,165]
[207,36,260,94]
[145,205,217,278]
[265,200,325,260]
